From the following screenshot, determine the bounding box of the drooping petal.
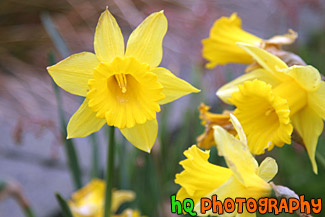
[47,52,98,96]
[175,145,232,205]
[278,65,321,92]
[265,29,297,45]
[291,107,324,174]
[67,98,106,138]
[217,69,280,104]
[125,11,167,68]
[309,82,325,119]
[213,124,258,186]
[94,9,124,62]
[151,67,200,105]
[257,157,278,182]
[237,43,288,80]
[120,119,158,153]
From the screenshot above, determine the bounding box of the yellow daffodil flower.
[196,103,235,149]
[202,13,297,69]
[47,9,200,152]
[217,43,325,174]
[175,114,278,216]
[68,179,135,217]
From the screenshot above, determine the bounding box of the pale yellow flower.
[217,43,325,173]
[68,179,135,217]
[175,115,278,217]
[47,9,199,152]
[202,13,297,69]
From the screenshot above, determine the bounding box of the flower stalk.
[104,126,116,217]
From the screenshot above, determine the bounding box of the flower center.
[230,80,293,154]
[114,74,127,93]
[87,57,165,129]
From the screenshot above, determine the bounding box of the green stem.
[104,126,115,217]
[55,193,73,217]
[90,134,100,179]
[23,207,37,217]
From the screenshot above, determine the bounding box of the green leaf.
[55,193,73,217]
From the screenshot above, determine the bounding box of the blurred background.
[0,0,325,216]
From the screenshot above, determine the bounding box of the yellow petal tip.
[193,87,201,93]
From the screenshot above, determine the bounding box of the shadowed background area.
[0,0,325,216]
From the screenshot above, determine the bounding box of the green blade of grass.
[55,193,73,217]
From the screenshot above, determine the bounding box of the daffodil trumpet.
[217,43,325,174]
[202,13,297,69]
[47,9,200,153]
[175,114,278,216]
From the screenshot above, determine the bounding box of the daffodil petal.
[151,67,200,104]
[257,157,278,182]
[309,82,325,119]
[217,69,280,104]
[125,11,167,68]
[291,107,323,174]
[120,119,158,153]
[67,98,106,138]
[278,65,321,91]
[237,43,288,79]
[111,190,136,213]
[47,52,98,96]
[229,113,247,145]
[213,125,258,186]
[94,9,124,62]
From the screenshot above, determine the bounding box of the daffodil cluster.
[176,115,278,217]
[200,13,325,174]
